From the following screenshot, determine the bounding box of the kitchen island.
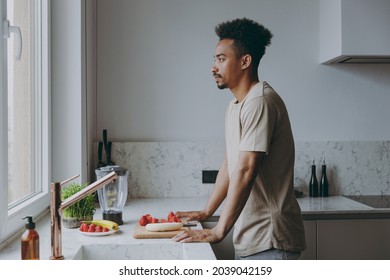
[1,196,390,260]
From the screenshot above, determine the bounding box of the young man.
[172,18,306,260]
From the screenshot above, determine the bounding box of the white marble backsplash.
[295,141,390,196]
[92,142,225,198]
[91,141,390,198]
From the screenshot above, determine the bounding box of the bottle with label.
[21,216,39,260]
[309,159,318,197]
[320,159,329,197]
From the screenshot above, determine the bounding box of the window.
[0,0,49,244]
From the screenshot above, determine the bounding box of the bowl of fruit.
[79,220,119,236]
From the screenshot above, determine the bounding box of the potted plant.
[61,182,96,229]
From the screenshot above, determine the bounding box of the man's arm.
[213,151,264,239]
[173,151,264,243]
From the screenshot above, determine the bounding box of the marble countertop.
[1,195,390,260]
[298,196,390,220]
[0,197,215,260]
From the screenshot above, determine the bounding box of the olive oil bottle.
[320,159,329,197]
[309,159,318,197]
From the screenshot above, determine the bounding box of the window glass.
[0,0,49,243]
[7,0,37,207]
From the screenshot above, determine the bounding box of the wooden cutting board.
[133,223,189,239]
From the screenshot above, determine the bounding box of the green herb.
[61,182,96,218]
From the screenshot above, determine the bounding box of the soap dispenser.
[21,216,39,260]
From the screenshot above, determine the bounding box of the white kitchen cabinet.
[319,0,390,63]
[317,219,390,259]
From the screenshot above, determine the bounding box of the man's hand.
[175,210,208,222]
[171,228,222,244]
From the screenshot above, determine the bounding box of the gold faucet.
[49,171,117,260]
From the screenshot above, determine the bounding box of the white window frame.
[0,0,50,244]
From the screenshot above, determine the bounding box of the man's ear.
[241,54,252,69]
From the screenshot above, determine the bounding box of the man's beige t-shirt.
[225,81,306,257]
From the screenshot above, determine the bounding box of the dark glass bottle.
[320,159,329,197]
[309,160,318,197]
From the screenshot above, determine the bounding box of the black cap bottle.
[320,159,329,197]
[309,159,318,197]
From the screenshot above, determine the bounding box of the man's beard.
[217,83,227,90]
[213,74,226,90]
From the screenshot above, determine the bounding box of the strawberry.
[80,223,89,232]
[167,211,175,220]
[95,225,103,232]
[139,215,149,226]
[169,215,180,223]
[146,214,153,222]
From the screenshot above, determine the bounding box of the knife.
[182,222,198,227]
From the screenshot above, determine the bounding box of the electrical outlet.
[202,170,218,184]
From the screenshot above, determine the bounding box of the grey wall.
[52,0,87,182]
[94,0,390,142]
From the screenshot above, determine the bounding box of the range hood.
[319,0,390,64]
[326,56,390,64]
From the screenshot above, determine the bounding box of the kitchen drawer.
[317,219,390,259]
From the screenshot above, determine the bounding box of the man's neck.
[231,78,259,103]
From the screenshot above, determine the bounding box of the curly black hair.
[215,18,273,68]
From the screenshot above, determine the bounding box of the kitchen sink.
[202,219,235,260]
[73,242,216,260]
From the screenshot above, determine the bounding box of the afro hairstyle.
[215,18,273,68]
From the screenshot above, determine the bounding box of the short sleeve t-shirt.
[225,81,306,257]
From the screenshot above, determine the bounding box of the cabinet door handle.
[3,19,23,60]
